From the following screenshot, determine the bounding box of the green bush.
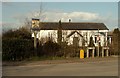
[2,38,34,61]
[2,27,34,61]
[42,40,61,57]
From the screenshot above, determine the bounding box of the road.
[2,57,118,76]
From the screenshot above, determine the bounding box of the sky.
[1,0,119,32]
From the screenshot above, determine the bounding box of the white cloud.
[11,11,100,22]
[30,11,118,30]
[69,12,99,20]
[42,11,100,22]
[10,10,118,30]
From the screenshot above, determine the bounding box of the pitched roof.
[66,31,83,38]
[32,22,108,30]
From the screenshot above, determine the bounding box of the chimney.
[59,20,61,25]
[69,19,71,23]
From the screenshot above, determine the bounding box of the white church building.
[31,19,110,47]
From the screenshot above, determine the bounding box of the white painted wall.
[32,30,108,46]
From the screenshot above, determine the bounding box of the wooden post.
[105,32,108,46]
[102,48,104,57]
[32,18,40,49]
[92,49,95,58]
[34,31,37,49]
[97,43,100,57]
[87,49,89,58]
[106,49,109,57]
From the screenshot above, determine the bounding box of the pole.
[34,31,37,49]
[97,29,99,57]
[105,32,107,46]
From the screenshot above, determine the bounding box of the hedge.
[2,38,34,61]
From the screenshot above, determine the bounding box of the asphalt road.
[2,57,118,76]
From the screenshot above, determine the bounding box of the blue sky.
[2,1,118,31]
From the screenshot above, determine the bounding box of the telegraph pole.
[57,20,62,45]
[97,29,99,57]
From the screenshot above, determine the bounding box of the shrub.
[2,27,34,61]
[2,38,34,61]
[42,40,61,57]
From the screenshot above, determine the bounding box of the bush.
[42,40,61,57]
[2,27,34,61]
[2,38,34,61]
[3,27,31,39]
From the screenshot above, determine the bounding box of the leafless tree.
[14,2,46,31]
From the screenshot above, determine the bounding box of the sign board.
[32,18,40,28]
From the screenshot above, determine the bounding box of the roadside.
[2,56,118,66]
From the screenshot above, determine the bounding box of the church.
[31,18,110,57]
[31,19,110,47]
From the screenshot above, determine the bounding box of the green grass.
[28,56,67,61]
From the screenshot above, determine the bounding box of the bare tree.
[13,2,46,31]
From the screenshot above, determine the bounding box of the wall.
[31,30,108,47]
